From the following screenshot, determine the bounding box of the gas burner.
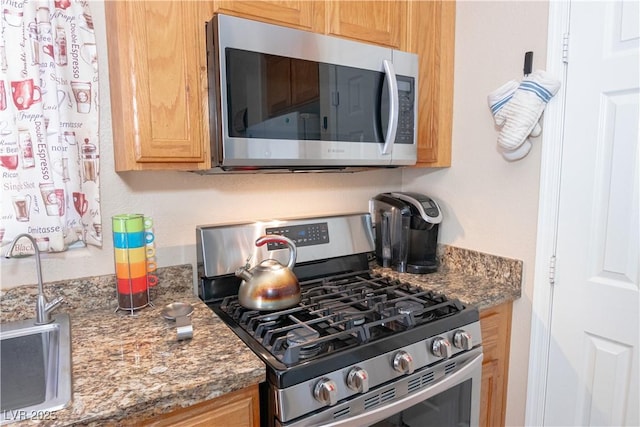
[395,300,424,318]
[286,326,320,347]
[259,312,284,322]
[286,327,325,359]
[337,307,366,326]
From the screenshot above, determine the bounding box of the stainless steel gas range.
[197,214,483,427]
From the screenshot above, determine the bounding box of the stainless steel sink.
[0,313,72,423]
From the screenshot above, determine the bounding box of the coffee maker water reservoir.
[370,192,442,274]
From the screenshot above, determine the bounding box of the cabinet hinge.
[549,255,557,286]
[562,33,569,63]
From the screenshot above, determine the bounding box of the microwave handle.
[381,59,399,155]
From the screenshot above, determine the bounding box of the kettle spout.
[235,266,253,282]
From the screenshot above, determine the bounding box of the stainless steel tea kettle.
[235,235,301,311]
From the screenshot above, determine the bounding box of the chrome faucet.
[4,233,64,325]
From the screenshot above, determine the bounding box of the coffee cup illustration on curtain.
[0,0,102,253]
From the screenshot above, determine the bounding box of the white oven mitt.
[497,70,560,151]
[488,80,541,161]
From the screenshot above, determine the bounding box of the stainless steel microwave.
[204,14,419,172]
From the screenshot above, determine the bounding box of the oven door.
[301,347,483,427]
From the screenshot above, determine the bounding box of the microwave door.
[319,63,396,165]
[330,67,380,142]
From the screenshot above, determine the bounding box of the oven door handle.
[318,350,483,427]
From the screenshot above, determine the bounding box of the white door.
[543,1,639,426]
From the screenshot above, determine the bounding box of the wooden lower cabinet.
[141,384,260,427]
[479,302,513,427]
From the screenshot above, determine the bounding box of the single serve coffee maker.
[369,192,442,274]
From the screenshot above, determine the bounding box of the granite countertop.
[0,265,265,426]
[372,245,523,311]
[0,246,522,425]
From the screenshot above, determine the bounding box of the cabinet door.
[479,302,513,427]
[105,1,210,171]
[216,1,325,33]
[142,384,260,427]
[327,1,407,49]
[407,0,455,167]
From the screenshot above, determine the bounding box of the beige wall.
[2,1,549,426]
[402,1,549,425]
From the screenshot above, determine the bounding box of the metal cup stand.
[114,216,153,315]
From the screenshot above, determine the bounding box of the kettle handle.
[255,235,297,270]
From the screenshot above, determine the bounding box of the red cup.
[73,192,88,215]
[117,276,148,294]
[11,79,41,110]
[146,274,158,287]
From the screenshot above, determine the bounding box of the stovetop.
[219,270,465,365]
[198,213,479,389]
[209,270,479,388]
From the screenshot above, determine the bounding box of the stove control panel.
[273,321,483,423]
[265,222,329,249]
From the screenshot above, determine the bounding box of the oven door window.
[370,379,473,427]
[225,48,413,144]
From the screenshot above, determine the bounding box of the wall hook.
[523,51,533,76]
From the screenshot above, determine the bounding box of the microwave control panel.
[396,76,415,145]
[265,222,330,250]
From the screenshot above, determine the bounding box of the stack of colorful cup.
[112,214,157,312]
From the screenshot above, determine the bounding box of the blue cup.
[113,231,154,248]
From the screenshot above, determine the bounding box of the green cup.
[112,214,150,233]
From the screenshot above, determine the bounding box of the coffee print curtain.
[0,0,101,253]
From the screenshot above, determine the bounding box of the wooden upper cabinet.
[105,0,453,171]
[216,1,325,32]
[407,0,455,167]
[105,1,211,171]
[327,1,407,49]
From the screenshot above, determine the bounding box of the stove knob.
[453,330,473,350]
[346,367,369,393]
[313,378,338,406]
[392,351,414,375]
[431,337,453,358]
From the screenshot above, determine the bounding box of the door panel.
[544,1,639,426]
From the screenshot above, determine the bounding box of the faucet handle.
[46,296,64,313]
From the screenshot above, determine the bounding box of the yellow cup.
[114,247,146,264]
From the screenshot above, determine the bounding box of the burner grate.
[218,271,465,365]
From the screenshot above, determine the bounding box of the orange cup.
[116,261,146,278]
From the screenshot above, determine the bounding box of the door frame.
[524,1,570,425]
